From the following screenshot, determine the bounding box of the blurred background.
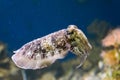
[0,0,120,80]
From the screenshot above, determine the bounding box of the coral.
[101,27,120,80]
[101,50,119,67]
[102,27,120,47]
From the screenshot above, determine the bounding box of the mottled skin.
[12,25,92,69]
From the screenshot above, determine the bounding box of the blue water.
[0,0,120,56]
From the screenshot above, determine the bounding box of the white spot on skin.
[36,53,41,59]
[27,51,31,55]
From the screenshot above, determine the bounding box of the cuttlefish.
[12,25,92,69]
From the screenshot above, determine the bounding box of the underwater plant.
[11,25,92,70]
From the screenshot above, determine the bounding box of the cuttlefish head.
[66,25,92,68]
